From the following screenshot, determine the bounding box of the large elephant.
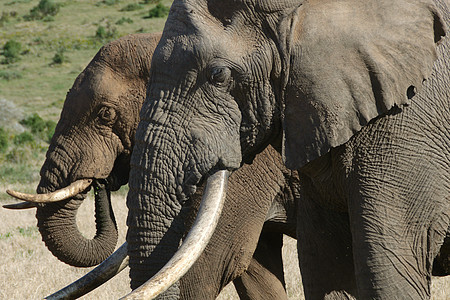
[6,33,298,299]
[123,0,449,299]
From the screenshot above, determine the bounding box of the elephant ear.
[280,0,446,169]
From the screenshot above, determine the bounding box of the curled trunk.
[37,180,118,267]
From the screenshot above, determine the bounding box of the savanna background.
[0,0,448,299]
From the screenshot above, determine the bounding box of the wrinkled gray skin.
[128,0,449,298]
[35,33,298,298]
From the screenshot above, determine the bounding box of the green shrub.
[13,131,34,145]
[120,3,142,11]
[95,23,118,42]
[24,0,60,21]
[144,3,169,18]
[0,12,10,26]
[51,47,68,64]
[0,70,22,80]
[32,37,44,45]
[0,127,8,153]
[140,0,160,4]
[19,113,56,142]
[2,40,22,64]
[6,0,32,5]
[6,148,29,164]
[20,113,46,133]
[97,0,120,6]
[42,15,55,22]
[45,120,56,142]
[116,17,133,25]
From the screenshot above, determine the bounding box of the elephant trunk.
[36,157,118,267]
[126,94,199,298]
[124,170,228,299]
[126,142,184,298]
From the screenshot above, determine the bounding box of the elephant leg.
[233,231,287,300]
[296,181,357,299]
[348,190,449,299]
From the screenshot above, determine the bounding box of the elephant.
[6,33,299,299]
[122,0,449,299]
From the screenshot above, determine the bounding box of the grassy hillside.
[0,0,172,191]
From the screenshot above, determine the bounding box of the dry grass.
[0,188,448,299]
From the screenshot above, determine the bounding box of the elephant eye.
[209,66,231,86]
[98,106,116,124]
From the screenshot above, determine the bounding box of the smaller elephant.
[6,33,298,299]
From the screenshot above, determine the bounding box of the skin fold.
[127,0,449,299]
[24,33,298,298]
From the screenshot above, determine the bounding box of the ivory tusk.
[45,243,129,300]
[6,179,92,203]
[121,170,229,300]
[3,201,36,209]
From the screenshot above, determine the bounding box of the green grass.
[0,226,38,240]
[0,0,172,186]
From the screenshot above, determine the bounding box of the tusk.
[3,201,36,209]
[121,170,229,300]
[45,243,128,300]
[6,179,92,203]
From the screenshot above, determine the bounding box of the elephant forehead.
[160,2,263,65]
[92,70,128,101]
[156,31,251,75]
[65,68,128,115]
[205,0,300,14]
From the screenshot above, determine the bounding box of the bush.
[42,15,55,22]
[13,131,34,145]
[120,3,142,11]
[2,40,21,64]
[45,121,56,142]
[20,113,46,133]
[0,127,8,153]
[145,3,169,18]
[19,113,56,142]
[5,0,32,5]
[0,12,10,26]
[51,47,68,64]
[6,148,29,164]
[140,0,160,4]
[116,17,133,25]
[97,0,120,6]
[95,23,118,42]
[0,11,17,26]
[24,0,60,21]
[0,70,22,80]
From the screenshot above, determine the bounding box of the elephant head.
[7,33,161,267]
[125,0,445,296]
